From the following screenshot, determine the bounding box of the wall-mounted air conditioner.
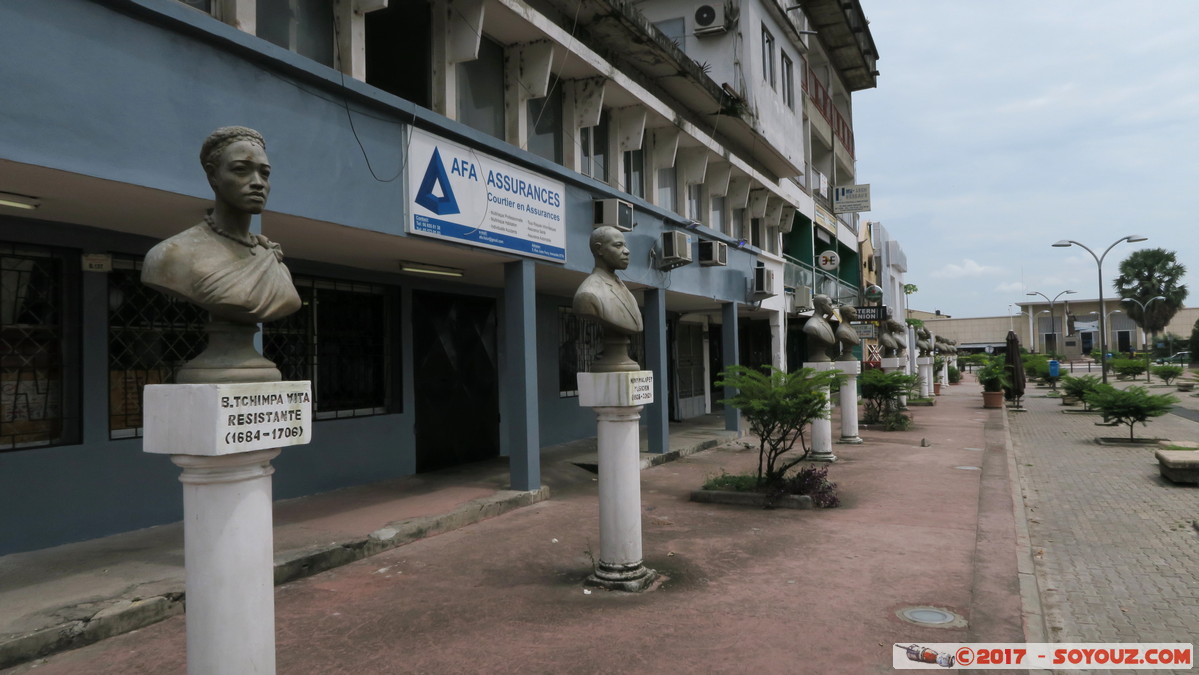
[593,198,634,231]
[698,240,727,266]
[788,286,813,313]
[693,4,726,36]
[751,264,776,298]
[659,231,693,270]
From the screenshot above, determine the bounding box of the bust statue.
[916,327,933,357]
[573,226,643,372]
[885,319,908,358]
[803,294,837,362]
[833,304,860,361]
[141,127,302,383]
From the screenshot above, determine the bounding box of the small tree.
[976,356,1010,392]
[1085,385,1177,440]
[1061,375,1102,410]
[859,368,918,427]
[1152,365,1184,385]
[1110,358,1147,379]
[717,365,842,486]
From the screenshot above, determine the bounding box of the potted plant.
[977,357,1009,409]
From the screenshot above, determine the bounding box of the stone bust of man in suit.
[573,226,643,335]
[573,226,642,372]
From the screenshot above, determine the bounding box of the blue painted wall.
[0,0,759,554]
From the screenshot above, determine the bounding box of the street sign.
[853,305,891,322]
[817,249,840,270]
[833,184,871,214]
[854,324,877,339]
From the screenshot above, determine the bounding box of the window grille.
[263,277,395,418]
[1,244,79,450]
[108,258,206,438]
[558,307,645,397]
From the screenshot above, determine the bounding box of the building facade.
[0,0,879,554]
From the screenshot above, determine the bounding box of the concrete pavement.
[2,379,1034,673]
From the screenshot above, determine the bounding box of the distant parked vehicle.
[1156,351,1191,365]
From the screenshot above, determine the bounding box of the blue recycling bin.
[1048,360,1060,378]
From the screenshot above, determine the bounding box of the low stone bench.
[1177,382,1194,392]
[1155,450,1199,484]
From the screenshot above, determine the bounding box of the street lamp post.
[1121,295,1165,383]
[1026,290,1076,356]
[1052,235,1148,384]
[1087,309,1124,373]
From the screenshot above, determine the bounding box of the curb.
[0,487,550,671]
[1004,405,1053,673]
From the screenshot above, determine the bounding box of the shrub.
[947,366,961,384]
[780,466,840,508]
[976,356,1010,392]
[717,365,842,486]
[1152,365,1184,385]
[1085,385,1177,440]
[1060,375,1102,409]
[860,368,918,426]
[1110,358,1147,379]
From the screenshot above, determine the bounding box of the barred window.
[1,244,79,450]
[558,307,644,397]
[108,257,206,439]
[263,277,395,418]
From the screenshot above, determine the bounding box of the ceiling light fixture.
[399,261,464,278]
[0,191,40,210]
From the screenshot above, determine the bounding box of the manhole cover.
[898,607,965,627]
[954,466,981,471]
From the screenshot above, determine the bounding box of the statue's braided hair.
[200,126,266,169]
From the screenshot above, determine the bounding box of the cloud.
[994,282,1024,293]
[930,259,1003,279]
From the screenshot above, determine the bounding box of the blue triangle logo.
[415,148,460,216]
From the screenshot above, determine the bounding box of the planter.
[690,490,812,509]
[982,390,1005,408]
[1061,395,1080,405]
[933,383,942,396]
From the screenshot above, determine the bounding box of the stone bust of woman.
[142,126,301,325]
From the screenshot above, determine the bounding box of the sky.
[852,1,1199,319]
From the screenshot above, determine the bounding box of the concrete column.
[174,449,280,675]
[917,357,933,398]
[579,372,655,592]
[804,361,836,462]
[503,260,540,491]
[835,361,862,444]
[722,302,740,433]
[644,288,669,454]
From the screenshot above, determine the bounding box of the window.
[686,184,704,221]
[622,134,645,199]
[751,217,763,249]
[108,258,206,439]
[580,111,609,181]
[527,83,564,164]
[654,18,686,50]
[656,167,677,212]
[263,277,396,418]
[558,307,644,397]
[457,36,506,140]
[176,0,213,13]
[710,196,726,233]
[731,208,747,243]
[1,244,79,450]
[366,2,432,107]
[761,26,776,89]
[781,53,795,108]
[257,0,336,67]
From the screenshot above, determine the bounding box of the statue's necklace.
[205,214,257,254]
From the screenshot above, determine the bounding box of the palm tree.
[1113,248,1188,347]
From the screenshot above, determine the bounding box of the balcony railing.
[805,66,855,158]
[783,255,859,305]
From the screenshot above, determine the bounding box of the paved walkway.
[2,381,1029,673]
[1010,381,1199,646]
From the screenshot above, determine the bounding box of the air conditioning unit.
[693,4,727,36]
[659,231,693,270]
[788,286,813,313]
[698,240,728,266]
[593,198,634,231]
[752,264,776,298]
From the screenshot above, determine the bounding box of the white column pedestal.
[881,357,904,373]
[578,371,656,592]
[917,357,933,398]
[834,361,862,444]
[144,381,312,675]
[804,362,837,462]
[174,450,280,675]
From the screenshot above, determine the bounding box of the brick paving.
[1009,386,1199,645]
